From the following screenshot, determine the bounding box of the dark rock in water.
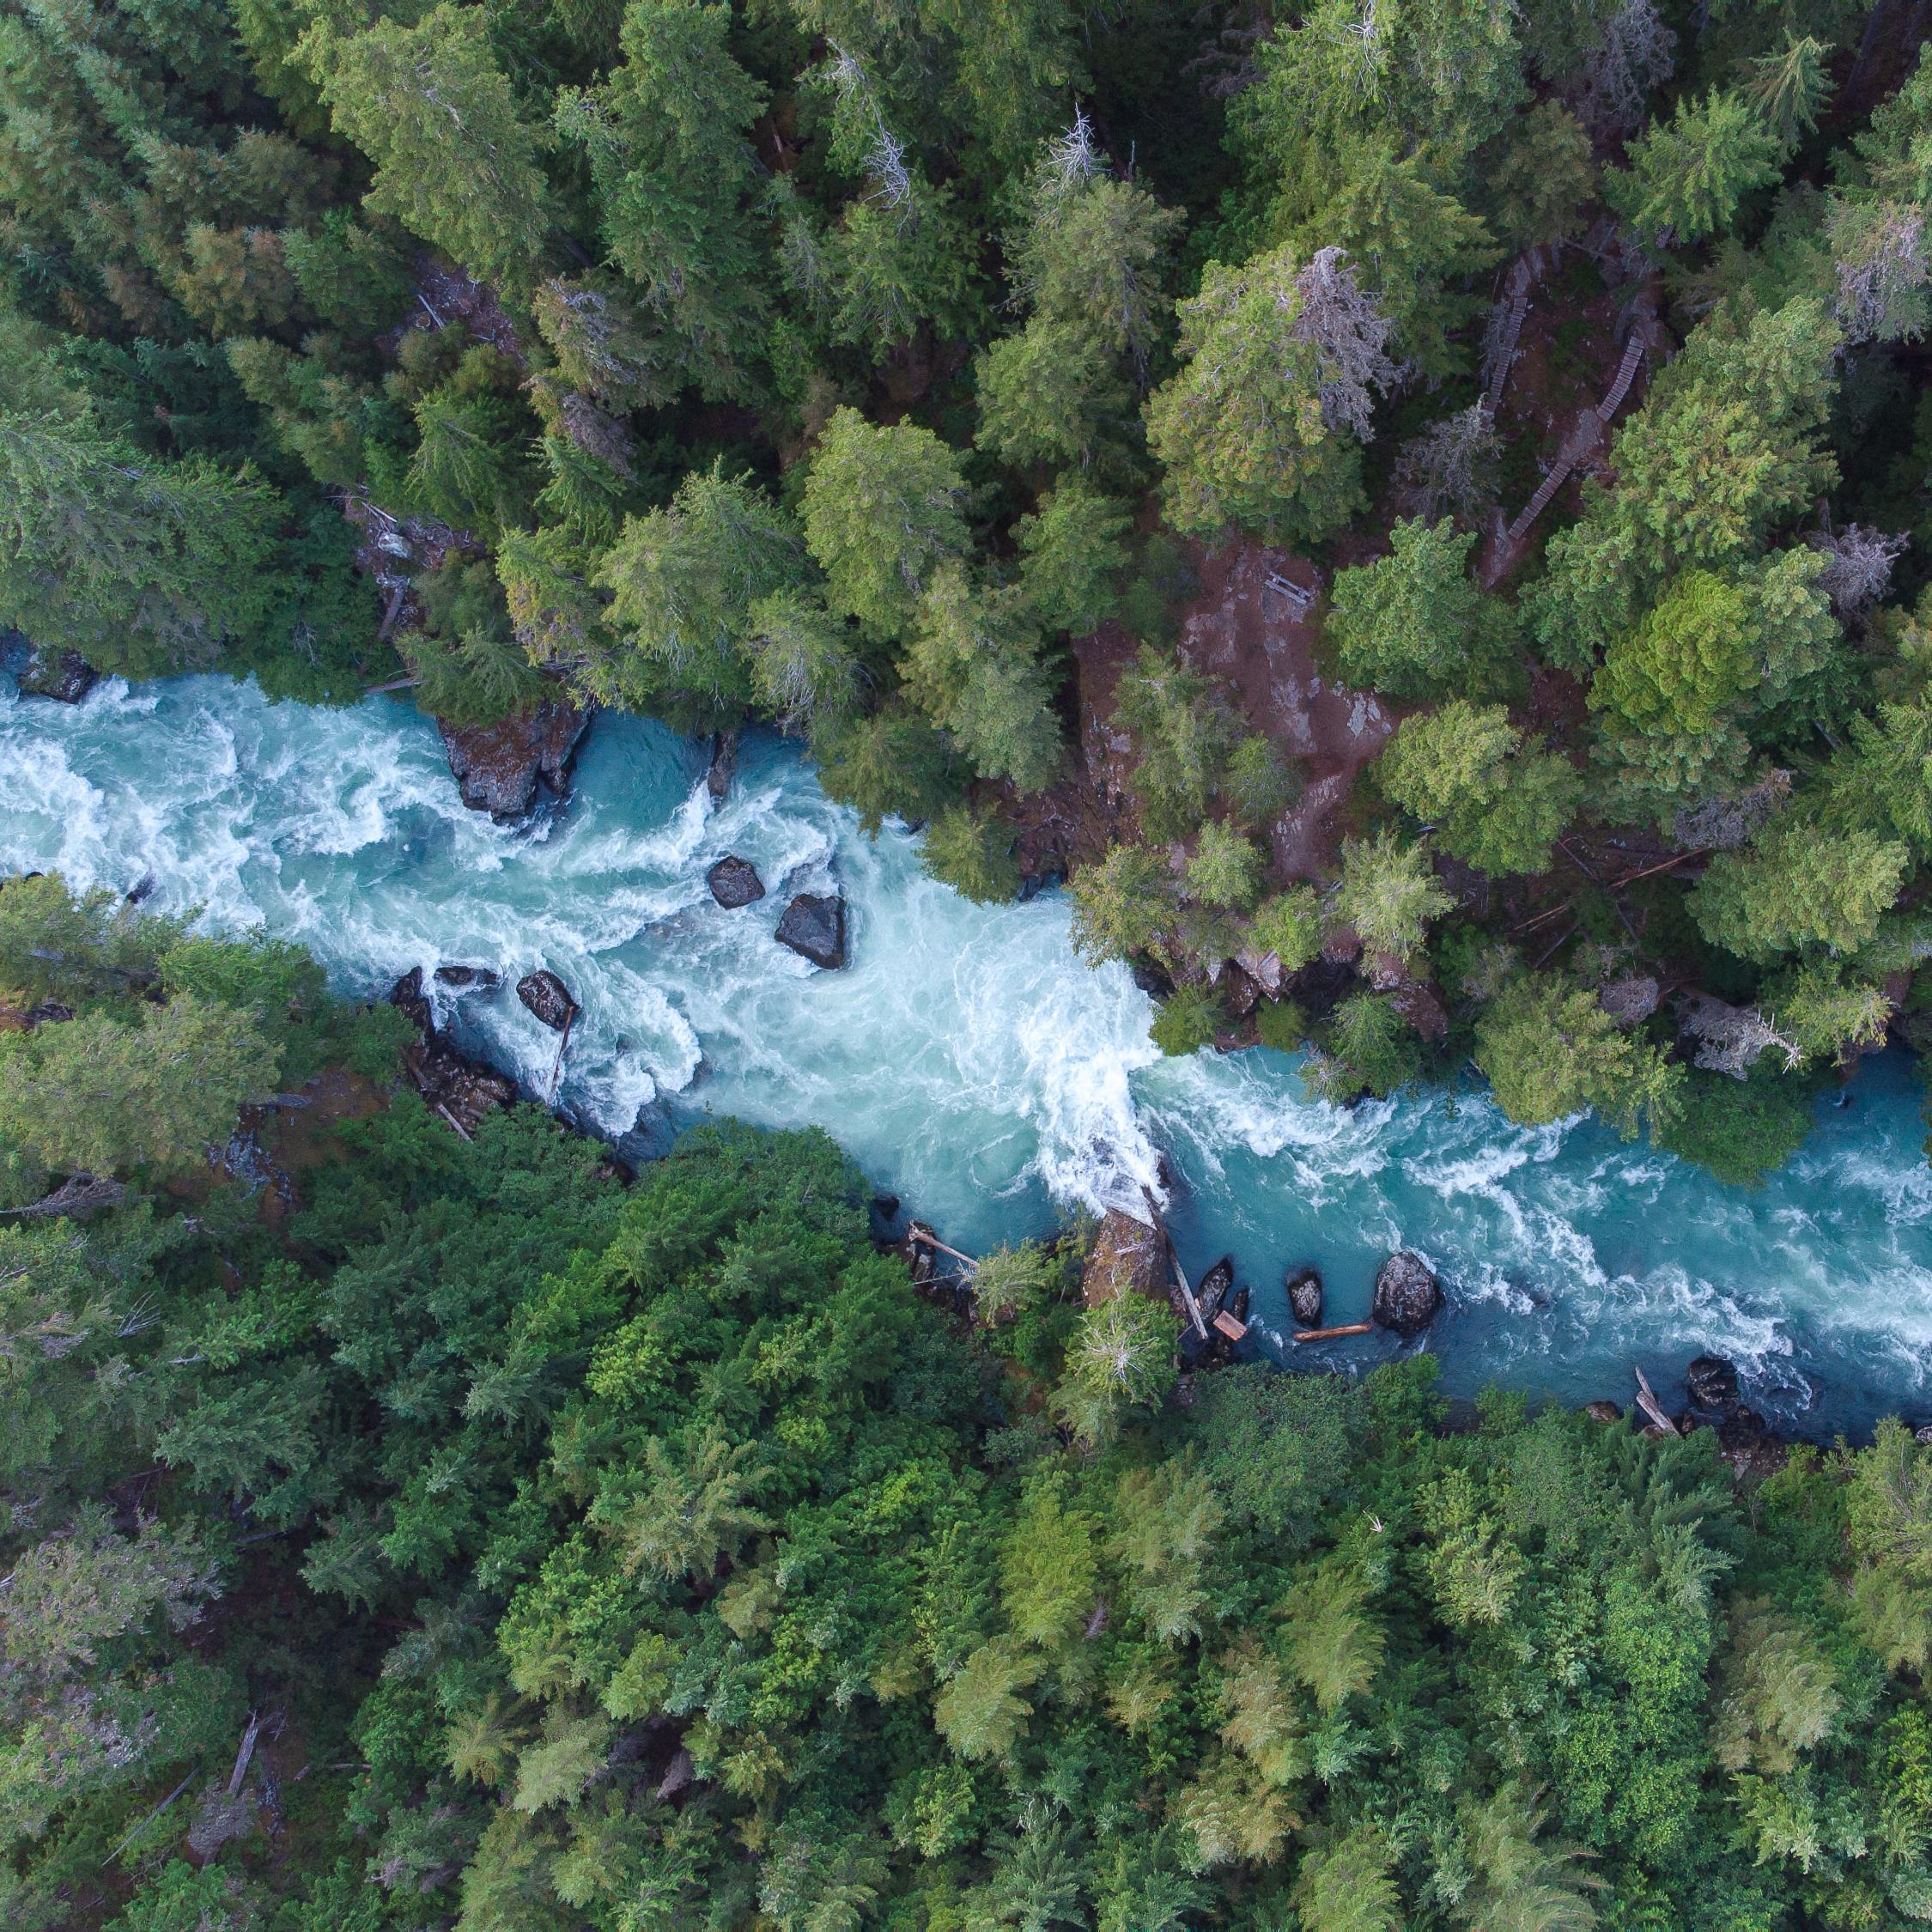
[389,969,519,1133]
[1018,871,1063,903]
[434,964,501,990]
[775,893,847,969]
[439,702,589,821]
[1285,1264,1323,1327]
[706,729,739,802]
[1227,1284,1249,1323]
[872,1193,901,1221]
[1130,958,1175,1001]
[517,969,579,1031]
[1082,1207,1168,1309]
[16,647,99,703]
[1371,1250,1441,1338]
[1685,1354,1741,1413]
[707,855,766,908]
[1196,1255,1235,1320]
[1582,1399,1623,1425]
[125,873,156,906]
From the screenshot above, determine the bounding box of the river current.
[4,671,1929,1436]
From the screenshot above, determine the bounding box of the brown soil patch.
[1175,542,1394,881]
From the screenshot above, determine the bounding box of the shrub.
[1150,985,1225,1057]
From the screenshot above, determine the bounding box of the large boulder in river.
[1285,1265,1323,1328]
[1685,1354,1741,1413]
[15,646,99,703]
[1082,1208,1168,1309]
[1371,1250,1441,1338]
[707,855,766,908]
[434,964,501,990]
[775,893,847,969]
[439,702,589,821]
[517,969,579,1031]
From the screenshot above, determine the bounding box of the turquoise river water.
[3,670,1929,1435]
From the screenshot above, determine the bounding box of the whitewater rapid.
[4,671,1929,1435]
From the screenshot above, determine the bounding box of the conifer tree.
[301,5,551,292]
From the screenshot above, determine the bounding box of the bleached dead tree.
[1807,522,1909,621]
[1681,996,1801,1078]
[1827,200,1930,345]
[1290,245,1399,440]
[1577,0,1675,133]
[1674,769,1791,851]
[823,43,914,222]
[1044,106,1102,196]
[1393,402,1501,523]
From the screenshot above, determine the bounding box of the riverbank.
[3,667,1929,1437]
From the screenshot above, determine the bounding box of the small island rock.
[707,855,766,908]
[1685,1354,1741,1412]
[516,969,579,1031]
[1285,1265,1323,1327]
[434,964,501,990]
[1371,1250,1441,1338]
[775,893,847,969]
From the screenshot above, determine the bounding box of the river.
[4,670,1929,1436]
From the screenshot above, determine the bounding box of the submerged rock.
[434,964,501,990]
[1081,1208,1168,1309]
[1285,1265,1324,1327]
[707,855,766,908]
[439,702,588,820]
[1685,1354,1741,1413]
[706,729,739,802]
[16,647,98,703]
[517,969,579,1031]
[775,893,847,969]
[1371,1250,1442,1338]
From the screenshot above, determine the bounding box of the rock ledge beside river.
[439,702,589,820]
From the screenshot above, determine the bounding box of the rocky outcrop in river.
[776,893,847,969]
[707,856,765,908]
[1285,1264,1323,1327]
[516,969,579,1031]
[1371,1250,1442,1337]
[439,702,588,820]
